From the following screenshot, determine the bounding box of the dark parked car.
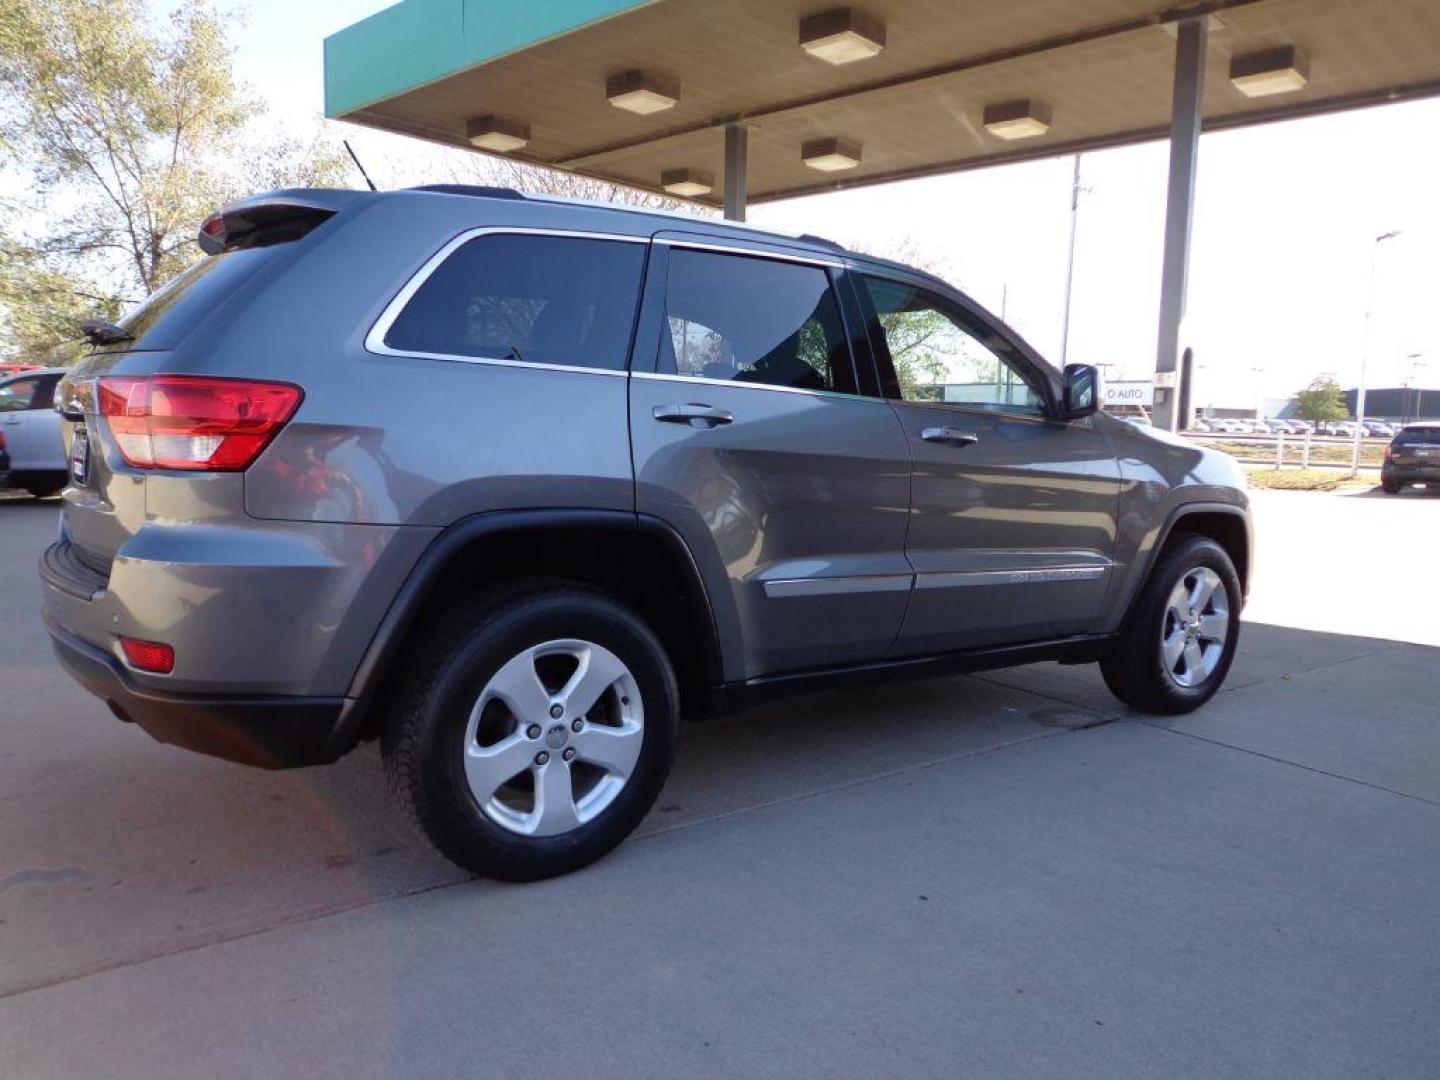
[1382,423,1440,493]
[40,186,1253,880]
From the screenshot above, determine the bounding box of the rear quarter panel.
[221,194,638,526]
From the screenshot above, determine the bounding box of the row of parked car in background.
[1191,417,1402,437]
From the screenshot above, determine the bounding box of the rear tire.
[1100,535,1241,715]
[1380,477,1402,494]
[382,582,679,881]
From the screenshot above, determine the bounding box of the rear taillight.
[120,636,175,674]
[1384,445,1393,460]
[98,375,301,471]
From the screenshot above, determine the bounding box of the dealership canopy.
[323,0,1440,427]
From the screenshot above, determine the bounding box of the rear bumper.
[1383,462,1440,483]
[47,615,352,769]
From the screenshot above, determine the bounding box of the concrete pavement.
[2,489,1437,1078]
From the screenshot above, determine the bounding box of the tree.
[1293,374,1349,423]
[0,0,347,363]
[452,153,700,213]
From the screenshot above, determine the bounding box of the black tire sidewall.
[410,591,678,880]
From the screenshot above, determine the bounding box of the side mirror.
[1062,363,1101,419]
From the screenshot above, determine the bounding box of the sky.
[212,0,1440,407]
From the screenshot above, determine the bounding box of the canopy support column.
[1153,16,1208,432]
[723,122,748,222]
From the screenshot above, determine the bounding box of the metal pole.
[1153,16,1208,433]
[1059,154,1082,366]
[723,123,748,222]
[1352,230,1401,475]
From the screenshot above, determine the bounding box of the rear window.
[382,233,646,371]
[113,246,291,350]
[1396,427,1440,445]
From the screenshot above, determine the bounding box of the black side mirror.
[1062,363,1101,419]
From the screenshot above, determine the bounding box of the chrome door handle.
[653,403,734,429]
[920,426,979,447]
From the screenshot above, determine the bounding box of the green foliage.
[0,0,346,362]
[1293,375,1349,423]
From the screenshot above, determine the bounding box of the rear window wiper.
[79,319,134,346]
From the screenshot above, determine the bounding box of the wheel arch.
[1112,501,1252,634]
[1164,506,1251,598]
[336,510,725,750]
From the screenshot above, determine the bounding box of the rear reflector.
[120,636,175,674]
[98,375,301,470]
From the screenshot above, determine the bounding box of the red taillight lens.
[120,636,175,674]
[98,375,302,471]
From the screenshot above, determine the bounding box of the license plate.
[69,425,90,486]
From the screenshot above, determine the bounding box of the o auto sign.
[1102,381,1154,407]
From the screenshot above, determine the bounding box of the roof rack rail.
[798,232,846,252]
[408,184,527,200]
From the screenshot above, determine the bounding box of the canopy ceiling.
[324,0,1440,207]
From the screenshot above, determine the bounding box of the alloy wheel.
[1160,567,1230,688]
[462,639,644,836]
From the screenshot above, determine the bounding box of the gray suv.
[40,186,1251,880]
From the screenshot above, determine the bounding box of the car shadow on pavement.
[1343,485,1440,498]
[5,614,1435,1001]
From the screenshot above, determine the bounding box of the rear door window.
[657,247,856,394]
[382,233,646,371]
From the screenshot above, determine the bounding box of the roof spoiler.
[197,189,369,255]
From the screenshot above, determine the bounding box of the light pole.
[1352,230,1402,476]
[1059,154,1083,366]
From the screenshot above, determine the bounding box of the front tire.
[1100,535,1241,715]
[382,583,679,881]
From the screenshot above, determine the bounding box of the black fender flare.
[327,509,725,755]
[1112,500,1252,633]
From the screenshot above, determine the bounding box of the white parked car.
[0,368,68,497]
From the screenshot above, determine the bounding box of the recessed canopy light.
[799,8,886,65]
[465,115,530,152]
[982,99,1052,140]
[802,136,862,172]
[1229,45,1309,97]
[606,70,680,114]
[660,168,714,197]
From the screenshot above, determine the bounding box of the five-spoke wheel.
[1101,534,1241,714]
[464,640,645,836]
[1159,567,1230,689]
[383,584,678,881]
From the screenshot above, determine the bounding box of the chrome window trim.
[364,226,647,375]
[893,398,1056,426]
[632,370,883,404]
[656,237,844,269]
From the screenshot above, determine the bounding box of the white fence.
[1180,431,1386,470]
